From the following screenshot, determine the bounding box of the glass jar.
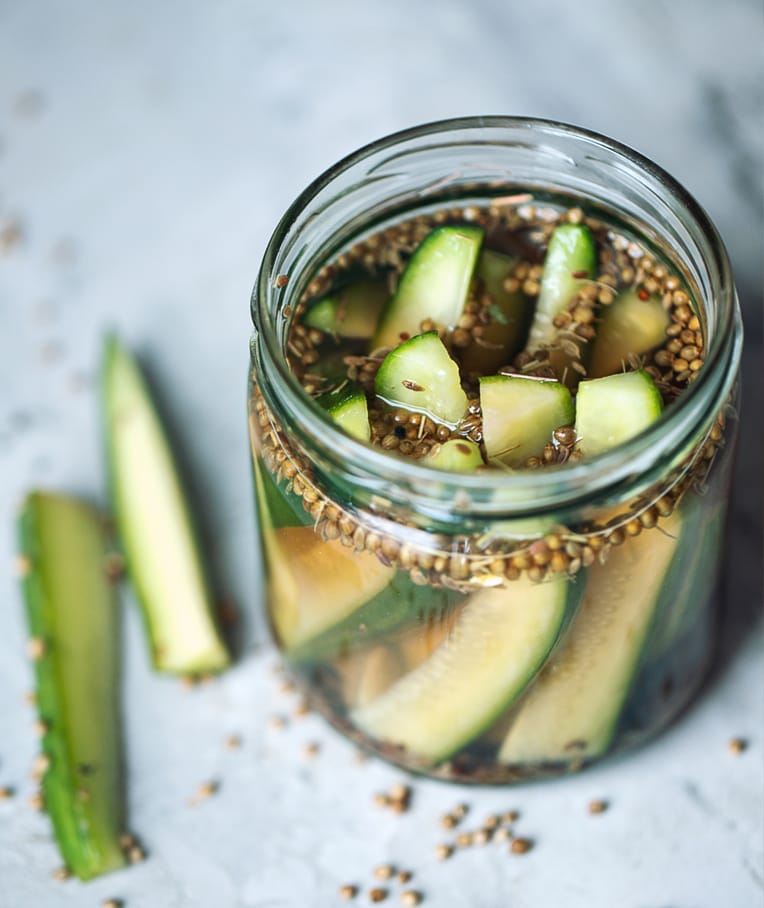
[248,117,742,782]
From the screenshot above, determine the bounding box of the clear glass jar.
[248,117,742,782]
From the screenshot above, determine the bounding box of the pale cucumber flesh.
[575,370,663,456]
[589,289,669,378]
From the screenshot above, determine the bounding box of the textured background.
[0,2,762,906]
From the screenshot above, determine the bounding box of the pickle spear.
[18,492,127,880]
[102,336,230,674]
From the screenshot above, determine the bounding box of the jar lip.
[253,116,740,515]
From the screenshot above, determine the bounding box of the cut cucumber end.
[305,279,389,339]
[589,290,670,378]
[102,336,230,675]
[375,331,468,427]
[19,492,127,880]
[425,438,484,472]
[575,370,663,456]
[480,374,574,467]
[372,225,484,349]
[316,382,370,442]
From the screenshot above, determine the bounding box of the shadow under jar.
[248,117,742,783]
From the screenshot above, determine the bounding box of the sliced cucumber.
[304,279,389,339]
[498,509,682,764]
[460,249,530,374]
[18,493,126,880]
[527,223,597,349]
[480,374,574,467]
[425,438,484,472]
[351,574,583,765]
[575,370,663,456]
[374,331,468,427]
[338,644,407,709]
[372,226,484,349]
[589,289,669,378]
[316,382,370,442]
[102,336,230,674]
[289,573,460,664]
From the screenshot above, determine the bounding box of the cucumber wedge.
[351,574,583,765]
[498,510,682,763]
[480,374,574,467]
[527,223,597,349]
[374,331,468,427]
[316,382,370,442]
[589,289,669,378]
[372,226,484,349]
[338,644,408,709]
[459,249,530,374]
[575,370,663,456]
[304,279,389,339]
[425,438,484,472]
[102,336,230,674]
[18,492,126,880]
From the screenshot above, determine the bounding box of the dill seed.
[729,737,748,755]
[339,884,358,900]
[588,799,609,814]
[510,837,534,855]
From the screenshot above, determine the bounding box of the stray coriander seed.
[452,803,468,819]
[502,810,519,824]
[729,737,747,755]
[29,791,44,811]
[389,783,410,802]
[588,799,609,814]
[102,900,123,908]
[510,837,534,855]
[128,845,146,863]
[0,786,15,800]
[455,832,473,848]
[473,829,491,845]
[225,734,242,749]
[401,891,422,907]
[373,792,390,808]
[15,554,32,577]
[373,864,394,880]
[397,871,412,884]
[369,888,388,903]
[194,780,219,801]
[434,844,453,861]
[51,866,71,881]
[31,753,50,780]
[27,637,46,661]
[339,884,358,900]
[440,813,457,829]
[268,715,286,730]
[483,814,500,830]
[493,827,511,842]
[303,742,320,759]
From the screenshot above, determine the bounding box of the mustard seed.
[473,829,491,845]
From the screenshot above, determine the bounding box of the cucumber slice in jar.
[102,336,230,674]
[304,279,389,339]
[498,509,683,764]
[425,438,484,472]
[374,331,468,427]
[527,223,597,349]
[459,249,530,374]
[589,289,670,378]
[18,493,126,880]
[351,574,584,765]
[316,382,370,442]
[372,226,484,350]
[575,370,663,456]
[480,374,574,468]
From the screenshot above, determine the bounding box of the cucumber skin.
[102,336,230,674]
[19,493,127,880]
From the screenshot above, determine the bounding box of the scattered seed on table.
[15,554,31,577]
[455,832,473,848]
[440,813,457,829]
[293,701,310,717]
[119,833,135,849]
[225,735,242,750]
[26,637,46,661]
[452,803,468,820]
[303,742,320,759]
[400,891,422,907]
[369,888,388,903]
[268,716,287,730]
[33,719,48,737]
[373,793,390,808]
[29,791,44,811]
[339,884,358,900]
[191,780,219,803]
[510,837,534,855]
[493,827,511,842]
[373,864,394,881]
[588,799,609,814]
[473,829,491,845]
[389,784,410,802]
[483,814,500,830]
[434,844,453,861]
[51,866,70,882]
[397,871,412,884]
[127,845,146,864]
[502,810,519,824]
[31,754,50,780]
[0,786,15,800]
[102,900,124,908]
[729,737,748,755]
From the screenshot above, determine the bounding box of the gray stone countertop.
[0,2,762,906]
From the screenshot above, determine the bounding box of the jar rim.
[252,116,741,517]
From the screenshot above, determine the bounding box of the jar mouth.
[252,116,741,518]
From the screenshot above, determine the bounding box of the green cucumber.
[316,382,370,442]
[374,331,468,427]
[18,492,126,880]
[589,289,669,378]
[102,336,230,674]
[351,574,583,765]
[289,573,461,665]
[425,438,484,472]
[527,223,597,350]
[480,374,574,467]
[575,370,663,456]
[372,226,484,349]
[498,510,682,763]
[304,279,389,339]
[460,249,530,374]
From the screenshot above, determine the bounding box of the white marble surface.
[1,2,762,906]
